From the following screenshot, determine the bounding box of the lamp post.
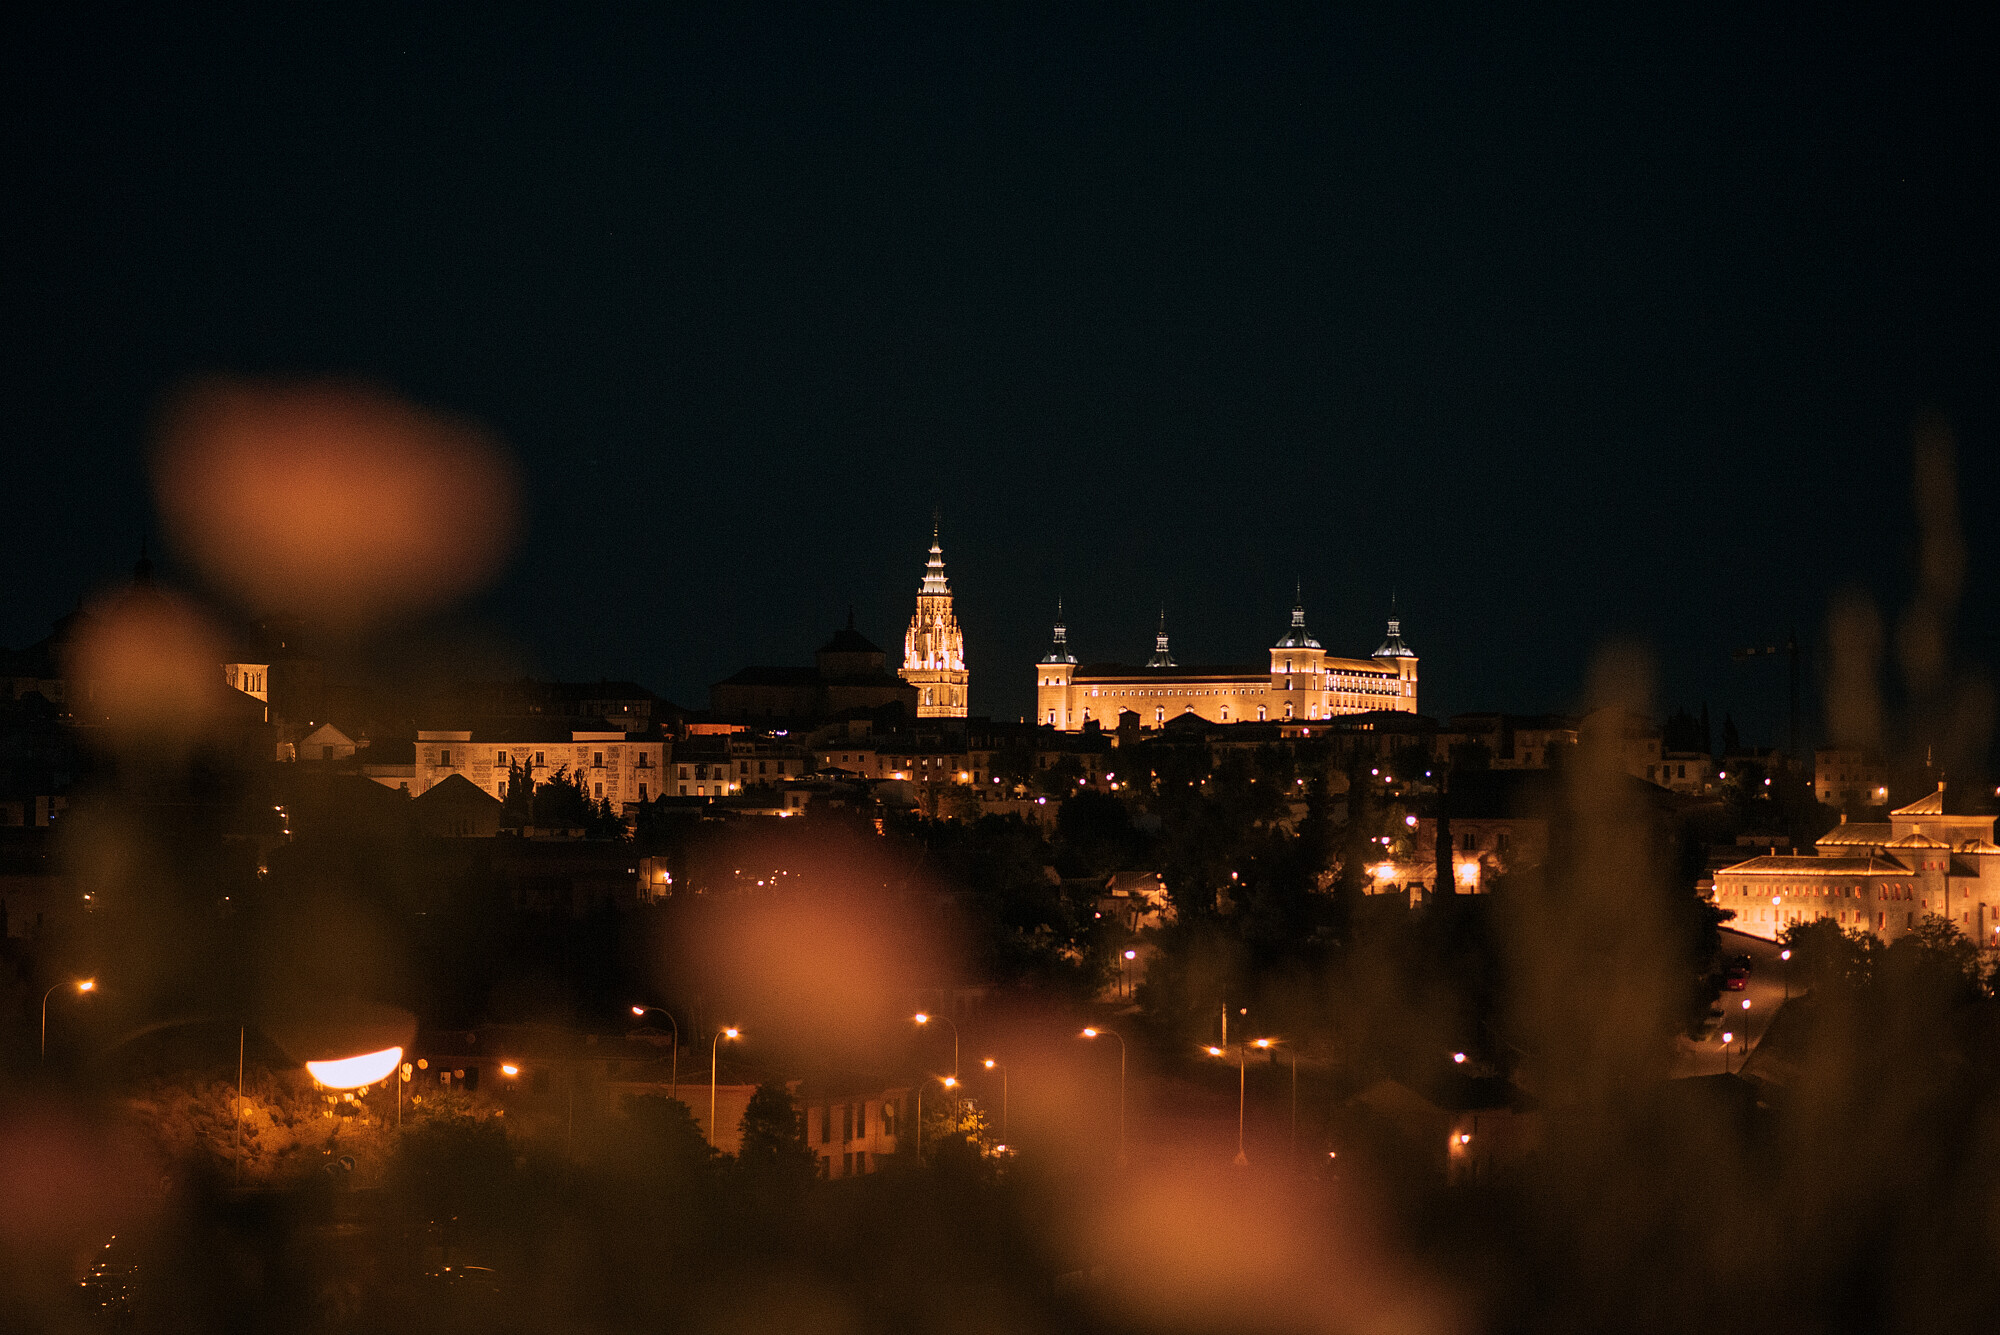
[913,1012,959,1078]
[631,1004,681,1102]
[983,1057,1008,1143]
[1779,949,1792,1001]
[1721,1029,1734,1075]
[40,977,95,1062]
[1254,1038,1295,1159]
[1207,1043,1249,1167]
[1082,1027,1127,1166]
[1738,998,1752,1071]
[1121,948,1137,1000]
[914,1072,957,1164]
[709,1026,740,1150]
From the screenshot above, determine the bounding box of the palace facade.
[1714,784,2000,945]
[900,529,968,718]
[1035,601,1418,732]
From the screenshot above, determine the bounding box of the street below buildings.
[1673,927,1792,1078]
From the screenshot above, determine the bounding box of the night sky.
[5,8,1994,741]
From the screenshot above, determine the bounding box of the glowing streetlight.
[913,1071,957,1164]
[500,1063,520,1077]
[914,1011,959,1078]
[1452,1051,1467,1064]
[983,1057,1008,1142]
[306,1046,404,1089]
[1206,1040,1250,1166]
[709,1026,741,1149]
[1081,1027,1128,1165]
[40,977,96,1062]
[1255,1037,1298,1157]
[630,1004,681,1101]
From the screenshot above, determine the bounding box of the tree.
[586,795,628,840]
[1034,753,1085,798]
[390,1107,514,1227]
[531,765,593,828]
[1434,774,1456,899]
[1055,788,1142,876]
[620,1094,718,1180]
[1778,918,1879,994]
[1882,915,1985,1003]
[921,1093,994,1176]
[735,1080,814,1186]
[502,761,533,825]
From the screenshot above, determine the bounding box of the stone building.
[379,723,667,808]
[710,615,918,724]
[1713,784,2000,945]
[900,530,968,718]
[1035,599,1418,732]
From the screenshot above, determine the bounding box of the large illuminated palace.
[1035,600,1418,731]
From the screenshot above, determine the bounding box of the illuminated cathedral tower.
[901,526,968,718]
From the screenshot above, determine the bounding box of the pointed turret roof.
[1374,602,1416,659]
[1147,608,1176,669]
[1892,783,1947,817]
[1276,587,1321,650]
[919,525,950,596]
[1041,599,1077,665]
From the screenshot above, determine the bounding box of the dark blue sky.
[4,7,1994,742]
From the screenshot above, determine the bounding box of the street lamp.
[306,1046,404,1089]
[1779,948,1792,1001]
[1081,1027,1127,1166]
[914,1071,957,1164]
[1206,1043,1250,1167]
[1255,1038,1297,1159]
[40,977,96,1062]
[983,1057,1008,1143]
[709,1026,741,1150]
[630,1004,681,1102]
[1121,948,1137,1000]
[913,1012,959,1078]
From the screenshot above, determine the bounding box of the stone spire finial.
[1042,599,1076,664]
[920,526,950,596]
[1148,607,1176,668]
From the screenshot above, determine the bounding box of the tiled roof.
[1817,822,1892,846]
[1718,854,1910,876]
[1074,662,1266,680]
[1887,832,1951,849]
[1893,787,1947,816]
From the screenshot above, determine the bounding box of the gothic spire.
[920,527,950,596]
[1374,599,1416,659]
[1147,607,1176,668]
[1276,587,1320,649]
[1041,598,1076,664]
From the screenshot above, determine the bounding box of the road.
[1672,927,1793,1078]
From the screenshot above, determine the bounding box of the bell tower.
[901,525,969,718]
